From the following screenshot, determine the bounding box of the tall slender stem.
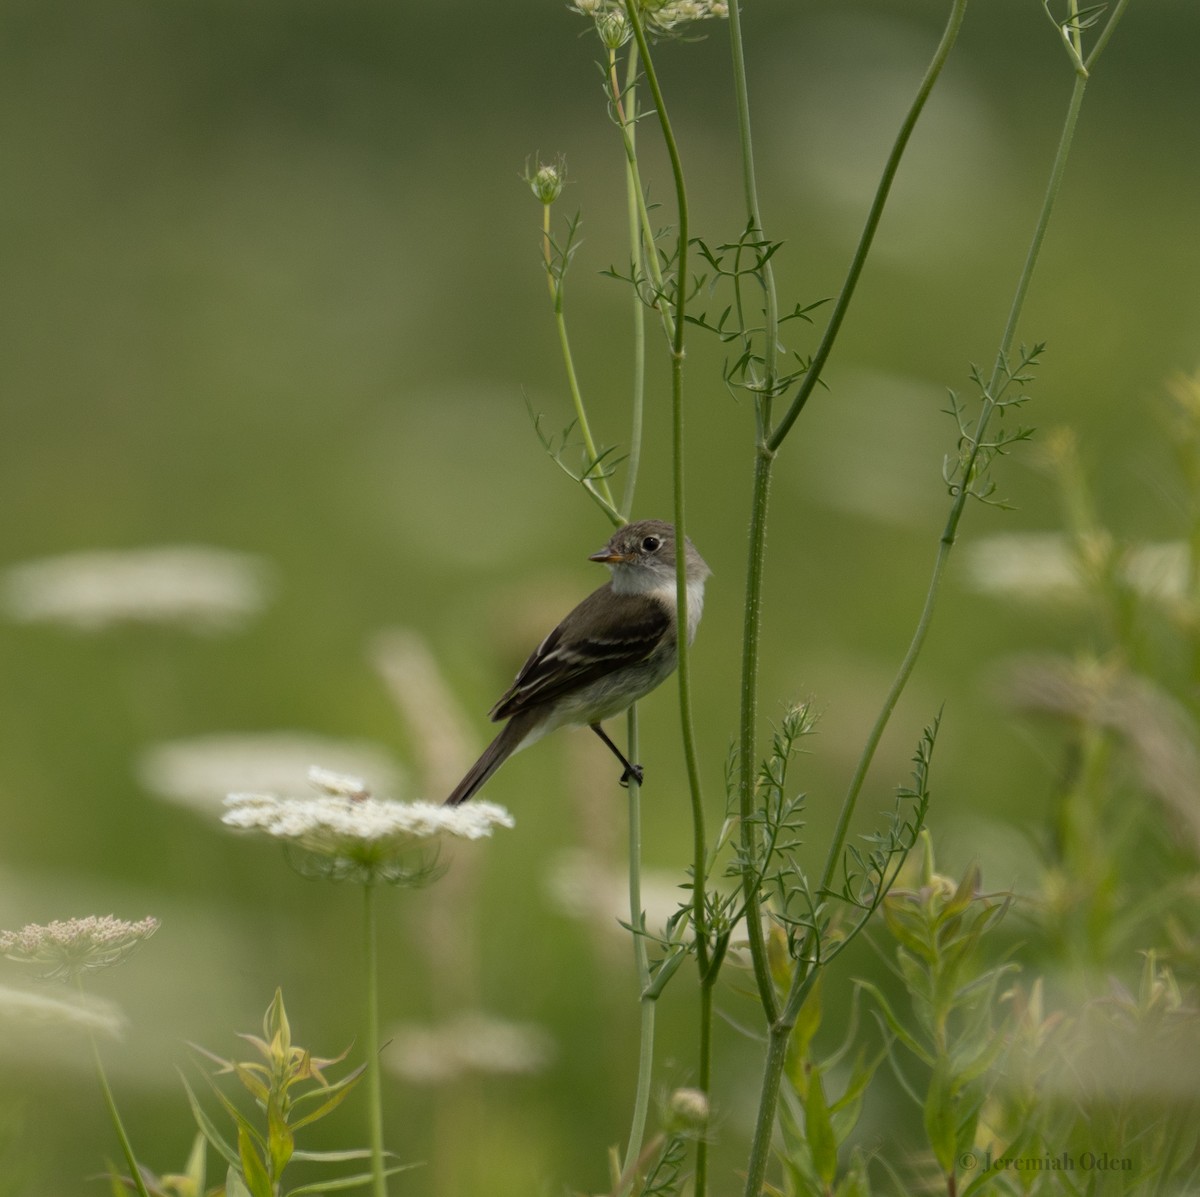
[619,45,647,521]
[622,7,711,1193]
[737,5,971,1194]
[726,0,779,435]
[363,883,387,1197]
[767,0,969,451]
[618,707,656,1194]
[543,202,622,522]
[81,981,154,1197]
[814,44,1095,914]
[738,446,779,1021]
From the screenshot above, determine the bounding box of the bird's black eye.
[642,535,662,552]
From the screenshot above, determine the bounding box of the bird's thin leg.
[589,723,644,787]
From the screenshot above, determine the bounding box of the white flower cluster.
[570,0,728,41]
[964,533,1190,606]
[385,1011,554,1084]
[223,768,514,882]
[223,792,514,847]
[0,915,160,981]
[1,545,271,633]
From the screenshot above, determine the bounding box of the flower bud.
[595,10,629,48]
[665,1086,710,1135]
[528,161,565,206]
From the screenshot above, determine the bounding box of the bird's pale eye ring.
[641,535,662,552]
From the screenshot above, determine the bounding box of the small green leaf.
[804,1068,839,1185]
[179,1073,239,1171]
[234,1061,271,1105]
[183,1131,207,1193]
[237,1126,273,1197]
[856,980,934,1065]
[287,1163,419,1195]
[922,1059,958,1174]
[268,1093,295,1176]
[225,1167,255,1197]
[290,1076,361,1132]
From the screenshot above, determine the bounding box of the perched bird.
[444,520,710,805]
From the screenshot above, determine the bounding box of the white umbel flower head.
[1,545,271,633]
[223,768,514,884]
[0,916,159,982]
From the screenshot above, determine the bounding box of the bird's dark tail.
[443,716,534,805]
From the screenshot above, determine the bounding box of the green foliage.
[112,1133,209,1197]
[860,838,1016,1193]
[772,978,884,1197]
[943,345,1041,511]
[182,990,395,1197]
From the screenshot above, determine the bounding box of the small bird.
[444,520,711,805]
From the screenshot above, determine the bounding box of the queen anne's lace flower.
[0,916,159,981]
[223,768,514,883]
[570,0,728,38]
[1,545,271,633]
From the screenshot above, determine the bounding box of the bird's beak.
[589,547,631,565]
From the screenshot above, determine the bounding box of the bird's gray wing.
[489,585,672,721]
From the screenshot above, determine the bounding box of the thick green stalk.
[617,42,656,1188]
[726,0,786,1026]
[622,6,711,1193]
[618,707,656,1194]
[738,446,779,1022]
[363,883,387,1197]
[738,5,970,1194]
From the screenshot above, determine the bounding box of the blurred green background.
[0,0,1196,1192]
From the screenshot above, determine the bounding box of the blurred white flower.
[223,770,513,883]
[545,848,683,938]
[0,915,159,982]
[665,1086,710,1135]
[384,1011,554,1084]
[1,545,272,633]
[0,982,125,1038]
[137,732,404,815]
[963,533,1083,600]
[964,533,1189,605]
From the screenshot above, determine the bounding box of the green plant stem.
[616,42,655,1191]
[813,25,1101,918]
[738,446,779,1021]
[767,0,969,452]
[618,707,656,1196]
[78,978,154,1197]
[543,203,622,523]
[363,882,387,1197]
[619,46,647,522]
[608,46,676,348]
[725,0,779,435]
[737,5,971,1195]
[622,7,711,1194]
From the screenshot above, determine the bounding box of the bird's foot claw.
[619,763,645,788]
